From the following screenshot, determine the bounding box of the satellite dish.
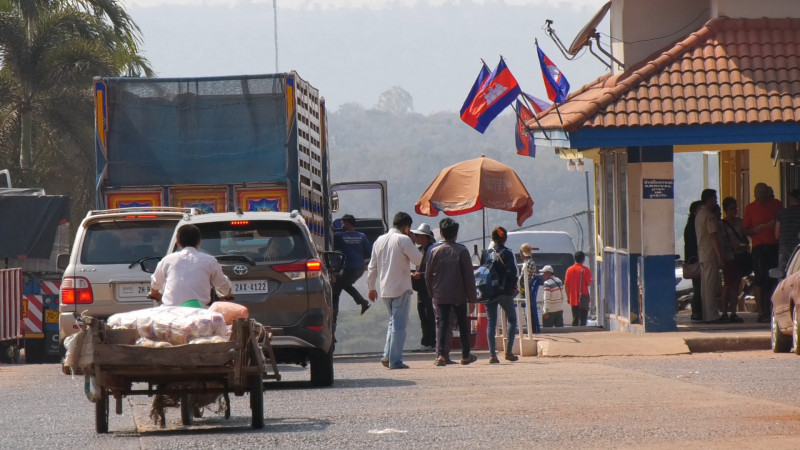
[568,1,611,55]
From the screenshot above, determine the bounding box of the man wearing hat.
[332,214,372,332]
[519,243,541,334]
[411,223,437,352]
[539,265,566,327]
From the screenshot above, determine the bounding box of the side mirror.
[322,251,345,274]
[56,253,70,270]
[769,267,785,280]
[331,191,339,213]
[140,257,161,274]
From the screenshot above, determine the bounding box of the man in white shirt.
[149,224,233,307]
[367,212,423,370]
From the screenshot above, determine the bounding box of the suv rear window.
[81,220,179,264]
[195,220,311,262]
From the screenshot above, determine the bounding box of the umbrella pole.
[482,208,486,251]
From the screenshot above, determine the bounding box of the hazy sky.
[125,0,612,113]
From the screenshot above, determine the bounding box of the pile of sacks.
[107,302,250,347]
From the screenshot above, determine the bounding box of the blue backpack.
[475,248,507,302]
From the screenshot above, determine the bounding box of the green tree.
[0,0,151,225]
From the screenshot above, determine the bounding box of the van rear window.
[81,220,178,264]
[194,220,311,262]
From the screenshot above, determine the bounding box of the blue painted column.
[628,146,676,332]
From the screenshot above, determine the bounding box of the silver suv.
[57,207,198,342]
[167,210,340,387]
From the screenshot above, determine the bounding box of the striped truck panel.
[23,294,43,336]
[22,280,60,338]
[0,269,23,341]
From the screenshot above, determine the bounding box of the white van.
[504,231,577,281]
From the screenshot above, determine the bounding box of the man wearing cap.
[411,223,437,352]
[775,188,800,270]
[539,265,566,327]
[519,244,541,334]
[333,214,372,331]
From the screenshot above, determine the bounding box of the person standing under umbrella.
[483,226,519,364]
[425,218,478,366]
[411,223,437,352]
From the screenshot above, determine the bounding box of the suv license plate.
[117,282,151,299]
[232,280,269,294]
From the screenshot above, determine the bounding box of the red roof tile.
[532,17,800,133]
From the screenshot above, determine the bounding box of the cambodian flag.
[522,92,551,114]
[460,64,491,118]
[461,59,522,133]
[537,45,570,103]
[515,100,535,157]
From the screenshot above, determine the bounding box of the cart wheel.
[223,392,231,419]
[180,394,193,426]
[249,375,264,429]
[95,389,109,433]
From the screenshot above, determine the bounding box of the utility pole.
[585,169,599,326]
[273,0,279,72]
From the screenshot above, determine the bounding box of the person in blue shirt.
[332,214,373,332]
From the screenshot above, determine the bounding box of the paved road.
[2,350,800,449]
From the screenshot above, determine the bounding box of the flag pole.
[519,95,550,140]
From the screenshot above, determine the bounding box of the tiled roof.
[532,17,800,132]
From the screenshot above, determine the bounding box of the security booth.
[531,4,800,331]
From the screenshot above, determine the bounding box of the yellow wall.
[675,142,779,202]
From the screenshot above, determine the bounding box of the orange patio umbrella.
[415,155,534,247]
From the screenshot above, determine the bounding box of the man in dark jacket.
[333,214,372,327]
[425,218,478,367]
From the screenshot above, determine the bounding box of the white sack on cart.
[108,306,227,345]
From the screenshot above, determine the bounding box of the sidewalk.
[529,310,771,357]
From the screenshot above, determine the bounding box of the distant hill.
[327,92,712,255]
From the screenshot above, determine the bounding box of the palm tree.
[0,0,151,170]
[0,0,152,225]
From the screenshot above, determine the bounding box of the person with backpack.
[482,226,519,364]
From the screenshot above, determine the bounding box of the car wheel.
[309,349,334,387]
[772,314,792,353]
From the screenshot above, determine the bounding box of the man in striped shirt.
[540,265,565,327]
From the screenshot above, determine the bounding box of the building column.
[629,146,676,332]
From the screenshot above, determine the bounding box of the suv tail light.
[272,259,322,280]
[61,277,94,304]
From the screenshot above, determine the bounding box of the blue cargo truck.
[0,179,70,363]
[91,72,387,250]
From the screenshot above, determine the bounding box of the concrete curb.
[684,335,771,353]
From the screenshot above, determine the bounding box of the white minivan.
[57,207,199,342]
[503,231,577,281]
